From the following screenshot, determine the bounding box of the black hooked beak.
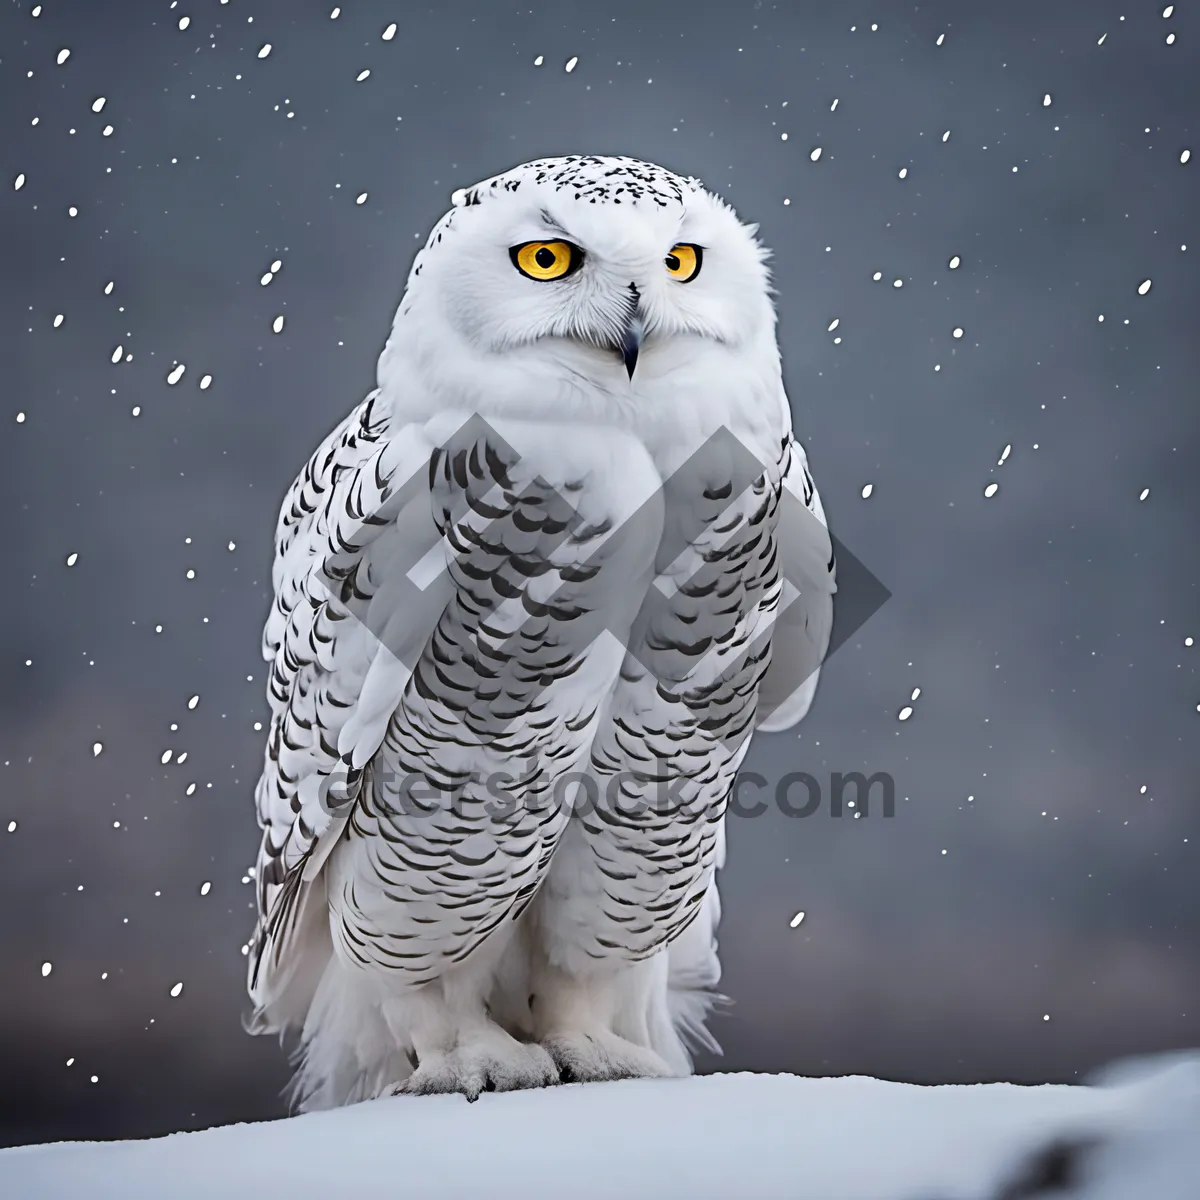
[617,283,642,380]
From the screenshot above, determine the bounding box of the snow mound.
[2,1053,1197,1199]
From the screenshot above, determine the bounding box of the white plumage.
[247,155,835,1107]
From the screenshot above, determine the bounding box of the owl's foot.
[396,1030,558,1102]
[541,1030,675,1084]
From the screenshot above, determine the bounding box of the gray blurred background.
[1,0,1197,1149]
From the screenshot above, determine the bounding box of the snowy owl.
[247,155,836,1108]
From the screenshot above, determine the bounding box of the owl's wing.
[248,392,451,1021]
[755,431,836,732]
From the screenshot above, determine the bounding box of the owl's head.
[381,156,777,408]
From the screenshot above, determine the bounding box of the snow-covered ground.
[2,1053,1197,1199]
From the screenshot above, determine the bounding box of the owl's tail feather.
[245,865,331,1041]
[246,872,411,1112]
[657,843,727,1071]
[285,956,415,1112]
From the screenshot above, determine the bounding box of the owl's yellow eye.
[510,240,581,281]
[665,243,703,282]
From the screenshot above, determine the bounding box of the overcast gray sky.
[1,0,1197,1148]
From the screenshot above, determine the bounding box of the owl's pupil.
[535,247,556,269]
[666,254,681,271]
